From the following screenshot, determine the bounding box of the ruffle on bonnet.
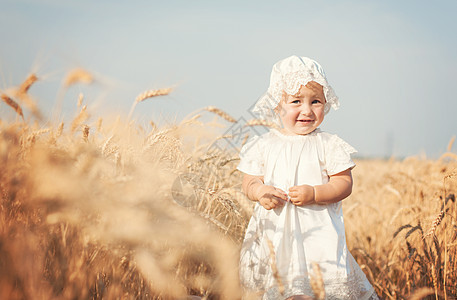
[251,55,340,126]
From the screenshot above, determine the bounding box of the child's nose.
[300,104,312,115]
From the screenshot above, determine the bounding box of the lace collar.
[269,128,321,140]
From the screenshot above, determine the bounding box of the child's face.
[276,81,326,135]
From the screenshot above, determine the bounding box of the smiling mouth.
[297,120,313,123]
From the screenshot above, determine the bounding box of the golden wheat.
[244,119,280,130]
[64,68,93,87]
[1,68,456,300]
[310,262,325,300]
[77,93,84,107]
[447,136,455,152]
[1,93,24,119]
[17,73,38,94]
[82,125,90,142]
[204,106,237,123]
[127,88,173,120]
[135,88,172,103]
[440,152,457,161]
[266,239,285,296]
[14,73,42,119]
[424,210,445,239]
[56,121,64,137]
[409,287,436,300]
[71,105,89,132]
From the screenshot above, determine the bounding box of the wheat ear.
[14,73,43,119]
[266,239,285,295]
[64,68,93,87]
[409,287,435,300]
[96,117,103,132]
[55,122,64,136]
[439,152,457,161]
[244,119,280,130]
[447,136,455,151]
[82,125,90,142]
[77,93,84,107]
[135,88,172,102]
[18,73,38,94]
[1,94,24,120]
[310,262,325,300]
[423,210,445,239]
[127,88,172,120]
[204,106,236,123]
[71,105,89,132]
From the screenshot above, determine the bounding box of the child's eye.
[291,99,301,104]
[312,99,322,104]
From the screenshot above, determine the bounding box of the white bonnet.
[251,55,339,125]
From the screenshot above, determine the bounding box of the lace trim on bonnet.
[251,56,340,126]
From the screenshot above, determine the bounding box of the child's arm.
[288,169,353,206]
[242,174,288,210]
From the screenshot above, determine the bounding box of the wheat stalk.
[82,125,90,142]
[26,128,51,145]
[430,262,438,300]
[447,136,455,152]
[114,151,121,173]
[424,210,445,239]
[195,211,229,233]
[218,157,239,167]
[17,73,38,94]
[16,93,42,120]
[64,68,93,87]
[77,93,84,107]
[244,119,280,130]
[409,287,435,300]
[135,88,172,103]
[1,94,24,120]
[439,152,457,161]
[241,133,249,146]
[204,106,236,123]
[180,114,202,126]
[216,188,253,215]
[310,262,325,300]
[127,88,172,120]
[444,232,448,300]
[56,122,64,137]
[265,239,285,295]
[71,105,89,132]
[389,205,421,225]
[96,117,103,132]
[14,73,43,119]
[102,135,114,156]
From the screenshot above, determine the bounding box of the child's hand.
[288,185,315,206]
[257,185,288,210]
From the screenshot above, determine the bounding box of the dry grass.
[1,71,456,299]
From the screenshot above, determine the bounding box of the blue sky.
[1,0,456,158]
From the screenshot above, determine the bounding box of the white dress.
[237,128,377,299]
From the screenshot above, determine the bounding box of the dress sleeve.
[325,134,357,176]
[237,135,265,176]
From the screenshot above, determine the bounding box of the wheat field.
[1,71,456,299]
